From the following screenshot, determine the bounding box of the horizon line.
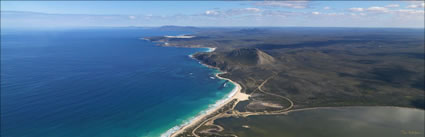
[2,25,424,30]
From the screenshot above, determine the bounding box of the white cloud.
[323,6,331,10]
[312,11,320,15]
[205,10,219,15]
[262,10,300,17]
[396,9,425,15]
[350,6,390,13]
[407,3,425,8]
[254,1,309,9]
[350,13,366,16]
[128,16,136,19]
[407,4,419,8]
[349,8,364,12]
[386,4,400,8]
[327,13,344,16]
[244,8,261,12]
[366,6,389,13]
[225,8,262,16]
[203,8,261,17]
[348,4,423,17]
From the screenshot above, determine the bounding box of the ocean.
[0,28,236,137]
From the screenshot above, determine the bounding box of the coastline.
[165,47,248,137]
[148,38,425,137]
[144,36,236,137]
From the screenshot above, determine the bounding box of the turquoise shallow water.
[1,28,235,137]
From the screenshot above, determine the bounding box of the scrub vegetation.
[146,27,425,137]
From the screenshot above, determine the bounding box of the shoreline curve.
[162,47,248,137]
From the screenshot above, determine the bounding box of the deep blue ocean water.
[0,28,235,137]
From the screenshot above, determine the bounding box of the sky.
[1,1,424,28]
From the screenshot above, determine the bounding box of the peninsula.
[145,27,425,137]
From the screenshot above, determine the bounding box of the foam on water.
[160,47,236,137]
[160,81,237,137]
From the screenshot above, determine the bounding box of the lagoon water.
[0,28,235,137]
[216,107,425,137]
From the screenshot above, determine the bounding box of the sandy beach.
[169,75,246,137]
[168,47,249,137]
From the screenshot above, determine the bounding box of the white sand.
[169,76,246,137]
[207,47,216,52]
[165,47,249,137]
